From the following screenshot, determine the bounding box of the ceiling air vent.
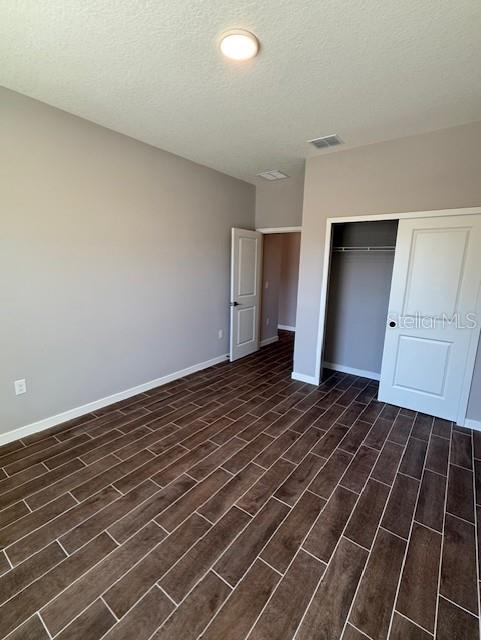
[256,169,289,181]
[308,134,343,149]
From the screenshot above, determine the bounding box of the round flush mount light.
[219,29,259,61]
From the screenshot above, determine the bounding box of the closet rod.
[332,246,396,253]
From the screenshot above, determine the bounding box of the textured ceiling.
[1,1,481,183]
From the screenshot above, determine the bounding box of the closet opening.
[322,219,399,381]
[260,232,301,346]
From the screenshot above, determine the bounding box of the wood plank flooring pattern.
[0,333,479,640]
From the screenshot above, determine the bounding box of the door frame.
[255,226,302,346]
[314,206,481,426]
[256,226,302,234]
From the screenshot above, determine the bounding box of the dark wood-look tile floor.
[0,332,480,640]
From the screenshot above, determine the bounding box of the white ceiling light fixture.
[219,29,259,61]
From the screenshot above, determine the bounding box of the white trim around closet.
[291,371,318,385]
[323,362,380,381]
[260,335,279,347]
[464,418,481,432]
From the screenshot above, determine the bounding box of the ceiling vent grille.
[256,169,289,181]
[308,134,343,149]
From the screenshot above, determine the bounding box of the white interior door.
[230,228,263,361]
[379,214,481,421]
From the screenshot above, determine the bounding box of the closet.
[320,212,481,424]
[323,220,398,380]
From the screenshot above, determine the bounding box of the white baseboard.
[0,353,229,446]
[260,335,279,347]
[278,324,296,332]
[464,418,481,432]
[323,361,380,381]
[291,371,319,385]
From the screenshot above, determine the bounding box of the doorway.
[260,231,301,347]
[229,226,301,363]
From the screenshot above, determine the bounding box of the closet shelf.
[332,245,396,253]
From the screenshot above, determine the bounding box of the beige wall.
[293,121,481,421]
[278,233,301,328]
[325,251,395,375]
[260,235,282,342]
[0,88,255,436]
[471,345,481,423]
[255,173,304,228]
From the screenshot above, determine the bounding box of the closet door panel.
[378,214,481,422]
[402,227,469,317]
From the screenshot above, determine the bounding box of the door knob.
[389,320,396,328]
[230,301,239,307]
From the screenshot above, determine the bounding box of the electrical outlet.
[265,280,269,289]
[218,329,224,340]
[14,379,27,395]
[266,317,270,326]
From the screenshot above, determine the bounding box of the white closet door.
[230,228,263,361]
[379,214,481,421]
